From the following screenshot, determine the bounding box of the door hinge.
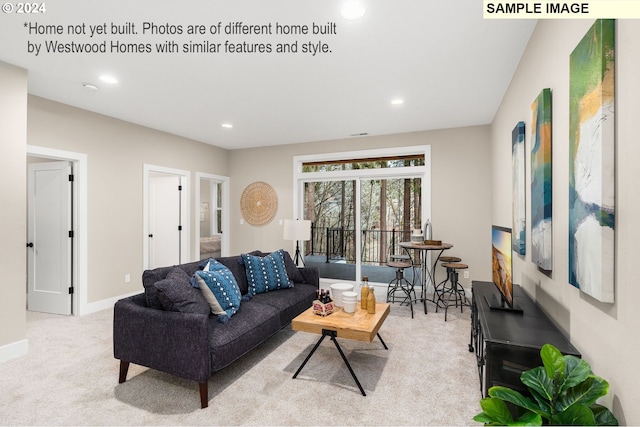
[68,286,74,294]
[178,225,182,231]
[69,174,75,182]
[69,230,74,238]
[178,185,182,191]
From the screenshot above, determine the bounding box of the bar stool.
[436,262,470,321]
[391,248,420,301]
[434,256,461,304]
[386,259,415,318]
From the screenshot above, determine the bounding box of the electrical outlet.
[125,274,131,283]
[463,271,469,279]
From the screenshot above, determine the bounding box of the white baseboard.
[0,338,28,364]
[79,290,141,315]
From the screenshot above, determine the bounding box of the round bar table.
[399,241,453,314]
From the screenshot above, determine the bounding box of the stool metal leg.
[386,267,415,318]
[435,269,458,321]
[436,269,471,321]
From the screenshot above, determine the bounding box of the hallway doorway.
[26,146,88,315]
[143,164,190,269]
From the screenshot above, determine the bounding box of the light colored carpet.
[0,301,482,426]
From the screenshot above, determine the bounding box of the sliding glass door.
[295,147,430,286]
[360,177,421,272]
[304,179,357,281]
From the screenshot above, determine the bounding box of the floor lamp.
[283,219,311,266]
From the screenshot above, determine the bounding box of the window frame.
[292,145,431,284]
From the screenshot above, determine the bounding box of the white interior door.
[27,161,72,315]
[149,174,182,268]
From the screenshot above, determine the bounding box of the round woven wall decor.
[240,181,278,226]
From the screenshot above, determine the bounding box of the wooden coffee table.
[291,302,390,396]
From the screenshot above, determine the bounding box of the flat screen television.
[486,225,522,313]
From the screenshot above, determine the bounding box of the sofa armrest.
[113,294,211,383]
[298,267,319,287]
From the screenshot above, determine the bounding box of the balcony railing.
[308,224,412,264]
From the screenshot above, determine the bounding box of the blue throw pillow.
[193,259,242,320]
[241,249,294,296]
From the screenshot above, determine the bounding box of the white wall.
[492,19,640,425]
[0,62,27,359]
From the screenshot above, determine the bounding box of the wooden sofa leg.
[119,360,130,383]
[199,382,208,408]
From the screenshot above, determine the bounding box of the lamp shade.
[283,219,311,241]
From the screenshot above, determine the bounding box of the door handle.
[26,242,34,248]
[148,234,153,238]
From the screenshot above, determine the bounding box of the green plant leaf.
[591,404,619,426]
[473,413,495,424]
[557,376,610,411]
[474,397,543,426]
[476,397,515,425]
[515,411,543,426]
[541,343,565,380]
[551,404,596,426]
[521,367,555,406]
[527,388,553,418]
[489,386,543,416]
[558,356,592,395]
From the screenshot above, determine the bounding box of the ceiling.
[0,1,537,150]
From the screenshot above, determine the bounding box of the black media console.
[469,281,581,397]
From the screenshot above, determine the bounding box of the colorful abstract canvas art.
[531,88,552,271]
[568,19,615,303]
[512,121,526,256]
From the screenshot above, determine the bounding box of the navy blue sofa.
[113,252,318,408]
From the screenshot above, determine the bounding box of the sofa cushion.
[208,301,281,372]
[249,283,317,325]
[194,260,242,318]
[154,268,211,316]
[241,249,293,296]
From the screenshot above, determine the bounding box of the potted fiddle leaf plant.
[474,343,618,426]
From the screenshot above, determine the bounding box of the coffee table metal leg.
[327,331,367,396]
[293,329,389,396]
[377,333,388,350]
[292,333,327,379]
[293,329,370,396]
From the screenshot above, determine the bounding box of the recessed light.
[391,98,404,105]
[221,123,233,129]
[99,74,118,85]
[341,1,366,20]
[82,83,98,91]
